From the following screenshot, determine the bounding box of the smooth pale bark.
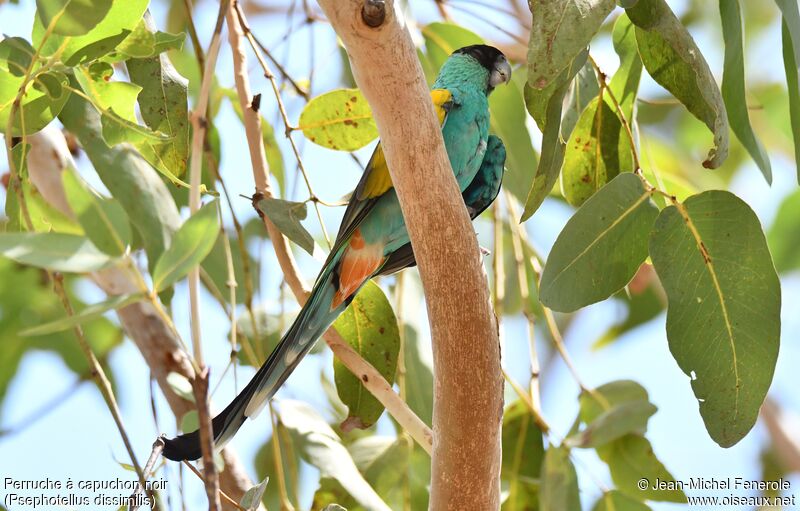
[315,2,503,509]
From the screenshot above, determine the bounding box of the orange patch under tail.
[332,229,384,309]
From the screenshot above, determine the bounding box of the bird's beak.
[490,58,512,88]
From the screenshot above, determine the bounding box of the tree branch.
[226,0,433,455]
[313,2,503,508]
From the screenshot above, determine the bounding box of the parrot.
[163,44,511,461]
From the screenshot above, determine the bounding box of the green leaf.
[592,491,652,511]
[278,400,391,511]
[562,15,642,206]
[539,446,580,511]
[62,170,131,256]
[490,74,539,205]
[626,0,729,168]
[767,189,800,273]
[201,230,259,305]
[502,400,545,510]
[719,0,772,182]
[32,0,149,66]
[561,61,600,138]
[36,0,112,36]
[347,436,412,508]
[0,232,115,272]
[540,174,658,312]
[568,383,657,448]
[526,0,616,89]
[152,201,219,292]
[127,33,190,179]
[299,89,378,151]
[608,15,643,122]
[333,281,400,430]
[777,0,800,183]
[522,50,588,221]
[255,197,315,255]
[20,293,143,336]
[255,421,301,511]
[582,381,647,421]
[0,67,70,136]
[649,191,780,447]
[561,95,629,206]
[240,477,269,511]
[597,434,685,502]
[58,93,182,276]
[115,19,184,59]
[0,37,35,77]
[74,66,171,146]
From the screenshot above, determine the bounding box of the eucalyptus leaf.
[152,200,219,292]
[256,197,315,255]
[527,0,615,89]
[333,281,400,431]
[777,0,800,182]
[62,170,131,256]
[592,490,652,511]
[502,400,545,510]
[59,93,182,276]
[240,477,269,511]
[0,232,115,272]
[32,0,148,66]
[539,446,580,511]
[20,293,143,337]
[597,434,685,502]
[0,68,70,136]
[719,0,771,182]
[767,189,800,273]
[562,15,642,206]
[540,174,658,312]
[127,25,190,179]
[649,191,780,447]
[568,399,656,448]
[626,0,729,168]
[299,89,378,151]
[278,400,391,511]
[521,50,588,221]
[35,0,112,36]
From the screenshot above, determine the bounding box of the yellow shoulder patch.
[359,89,452,200]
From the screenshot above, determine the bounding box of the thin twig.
[186,3,229,510]
[503,191,543,416]
[234,2,332,248]
[129,438,165,511]
[588,55,641,173]
[183,462,247,511]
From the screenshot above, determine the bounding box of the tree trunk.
[314,2,503,509]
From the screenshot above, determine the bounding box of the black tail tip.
[162,431,203,461]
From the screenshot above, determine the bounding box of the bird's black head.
[453,44,512,91]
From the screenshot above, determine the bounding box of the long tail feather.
[163,268,344,461]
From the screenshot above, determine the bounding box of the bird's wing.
[324,89,455,260]
[377,134,506,276]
